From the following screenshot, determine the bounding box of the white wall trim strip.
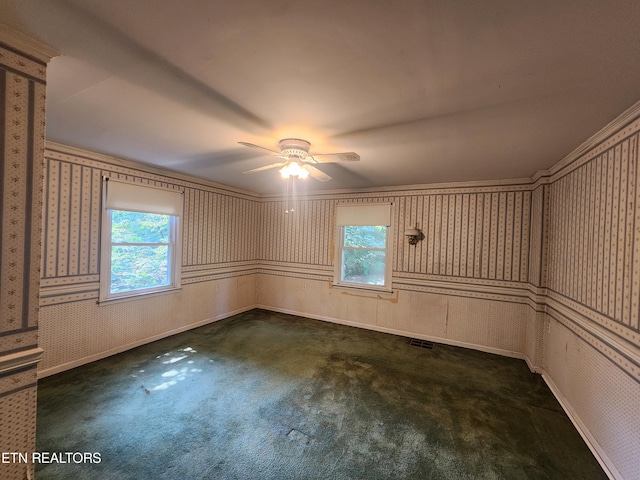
[0,348,44,375]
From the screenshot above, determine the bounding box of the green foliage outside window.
[112,210,170,243]
[110,211,172,294]
[342,225,387,285]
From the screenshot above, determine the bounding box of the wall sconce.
[404,225,421,245]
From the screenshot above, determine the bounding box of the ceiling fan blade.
[238,142,281,155]
[242,162,286,174]
[303,164,331,181]
[307,152,360,163]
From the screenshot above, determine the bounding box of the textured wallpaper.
[182,185,259,267]
[41,154,537,305]
[258,185,535,303]
[393,190,532,280]
[547,121,640,343]
[40,147,260,305]
[0,41,47,480]
[0,47,45,340]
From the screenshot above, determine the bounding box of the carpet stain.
[286,428,311,445]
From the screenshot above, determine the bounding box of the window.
[334,203,392,290]
[100,179,182,302]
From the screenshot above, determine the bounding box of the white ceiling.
[2,0,640,194]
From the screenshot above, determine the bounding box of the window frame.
[333,203,393,292]
[99,179,182,303]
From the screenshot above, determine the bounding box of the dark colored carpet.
[36,309,606,479]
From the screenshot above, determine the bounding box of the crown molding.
[0,24,58,63]
[529,169,551,187]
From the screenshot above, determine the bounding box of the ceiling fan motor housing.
[279,138,311,158]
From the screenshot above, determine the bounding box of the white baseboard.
[37,305,254,378]
[541,372,620,480]
[255,304,528,362]
[523,355,543,374]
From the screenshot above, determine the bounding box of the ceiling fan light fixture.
[239,138,358,182]
[279,138,311,158]
[279,161,308,179]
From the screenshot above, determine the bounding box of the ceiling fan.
[239,138,359,181]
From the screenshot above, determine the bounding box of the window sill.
[98,286,181,305]
[331,283,395,297]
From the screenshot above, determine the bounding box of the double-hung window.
[334,203,393,291]
[100,179,182,302]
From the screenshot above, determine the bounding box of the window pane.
[343,225,387,248]
[341,249,386,285]
[111,211,170,243]
[110,245,170,293]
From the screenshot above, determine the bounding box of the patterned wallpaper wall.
[0,46,45,344]
[40,145,260,305]
[394,189,531,281]
[528,185,549,288]
[42,159,101,279]
[182,185,259,267]
[40,148,539,306]
[259,198,337,267]
[0,40,48,480]
[547,119,640,344]
[259,186,534,295]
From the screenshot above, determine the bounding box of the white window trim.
[333,203,393,292]
[99,178,183,303]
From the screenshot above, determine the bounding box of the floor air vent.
[409,338,435,349]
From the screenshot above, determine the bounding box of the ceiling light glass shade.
[279,161,308,179]
[287,161,302,176]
